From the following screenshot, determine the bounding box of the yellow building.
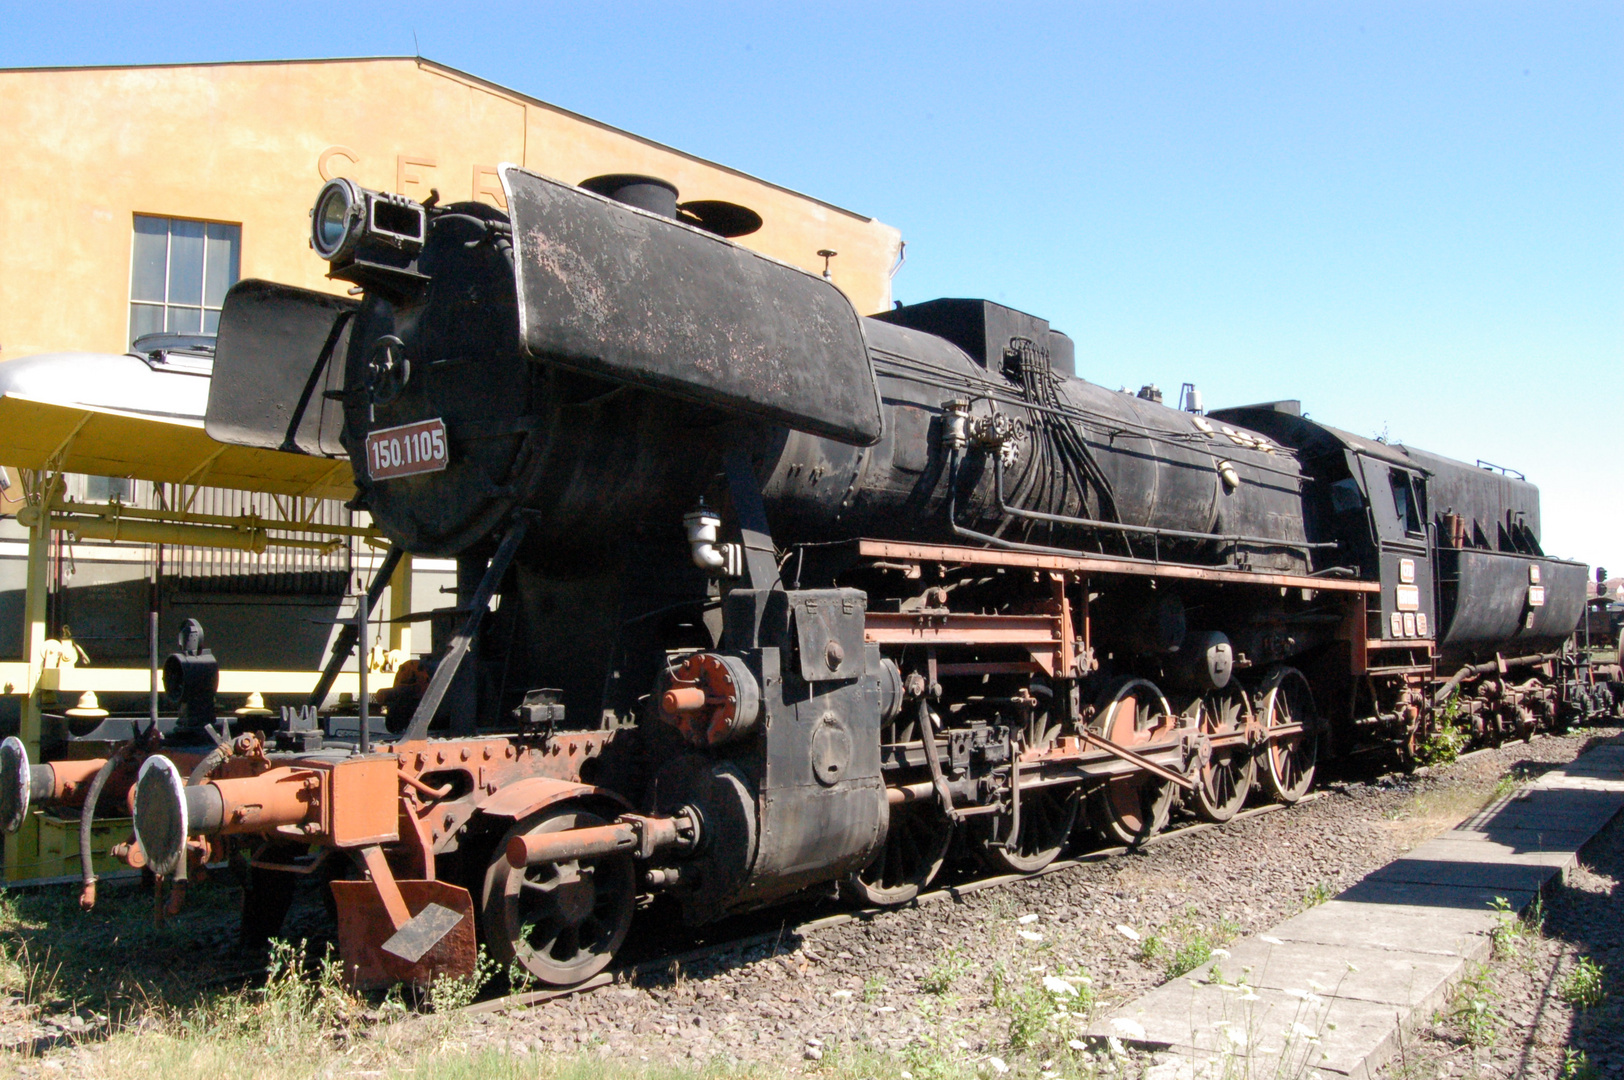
[0,56,902,363]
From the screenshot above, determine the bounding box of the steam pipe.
[506,822,638,866]
[1432,651,1565,707]
[79,741,138,911]
[505,813,696,868]
[684,507,728,571]
[989,455,1339,553]
[50,498,382,539]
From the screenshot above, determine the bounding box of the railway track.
[462,791,1326,1016]
[429,729,1622,1072]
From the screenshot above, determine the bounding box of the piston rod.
[505,813,695,868]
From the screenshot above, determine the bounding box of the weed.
[507,956,539,994]
[1561,956,1606,1011]
[1489,896,1523,958]
[899,1033,974,1080]
[1300,881,1335,909]
[1164,938,1215,979]
[424,946,498,1012]
[504,923,542,993]
[1563,1049,1602,1080]
[1490,765,1532,802]
[1135,908,1241,980]
[1004,979,1055,1050]
[1488,894,1544,972]
[1525,893,1546,934]
[861,973,887,1003]
[988,960,1009,1008]
[0,932,62,1021]
[1449,962,1500,1049]
[921,947,972,995]
[998,966,1095,1053]
[1417,696,1470,766]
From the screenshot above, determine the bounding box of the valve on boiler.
[683,503,743,577]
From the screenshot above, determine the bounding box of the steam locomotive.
[1,166,1604,990]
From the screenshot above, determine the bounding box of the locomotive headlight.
[311,178,364,261]
[310,178,428,265]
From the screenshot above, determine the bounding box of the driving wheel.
[1188,685,1257,824]
[978,782,1079,875]
[1086,678,1178,845]
[977,695,1079,874]
[1258,667,1317,804]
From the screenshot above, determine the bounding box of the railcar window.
[1388,469,1425,538]
[129,215,241,347]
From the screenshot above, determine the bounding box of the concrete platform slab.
[1268,896,1503,957]
[1487,787,1624,831]
[1365,854,1559,893]
[1093,980,1410,1078]
[1447,824,1593,849]
[1527,770,1624,788]
[1409,838,1572,864]
[1332,876,1537,913]
[1193,938,1464,1013]
[1093,736,1624,1080]
[1398,836,1579,866]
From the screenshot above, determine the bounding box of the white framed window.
[129,215,241,346]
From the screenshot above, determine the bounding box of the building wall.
[0,57,901,362]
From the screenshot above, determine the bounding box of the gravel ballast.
[462,727,1623,1073]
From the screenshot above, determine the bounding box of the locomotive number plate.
[366,419,448,481]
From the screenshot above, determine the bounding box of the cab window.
[1388,469,1425,538]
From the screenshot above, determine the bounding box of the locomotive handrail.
[307,546,404,709]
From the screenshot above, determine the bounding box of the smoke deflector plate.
[500,165,882,447]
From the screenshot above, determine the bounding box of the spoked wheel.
[1086,678,1179,846]
[978,783,1080,875]
[1258,667,1318,805]
[977,696,1078,875]
[1188,685,1257,824]
[481,804,636,986]
[845,800,954,906]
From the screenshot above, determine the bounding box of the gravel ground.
[458,727,1623,1076]
[1374,783,1624,1080]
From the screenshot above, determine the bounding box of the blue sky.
[5,2,1620,572]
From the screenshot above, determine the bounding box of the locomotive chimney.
[578,173,764,238]
[579,174,680,219]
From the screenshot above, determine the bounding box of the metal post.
[148,611,159,728]
[6,491,51,880]
[400,516,532,743]
[388,553,413,657]
[308,546,402,709]
[357,592,370,755]
[19,499,49,759]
